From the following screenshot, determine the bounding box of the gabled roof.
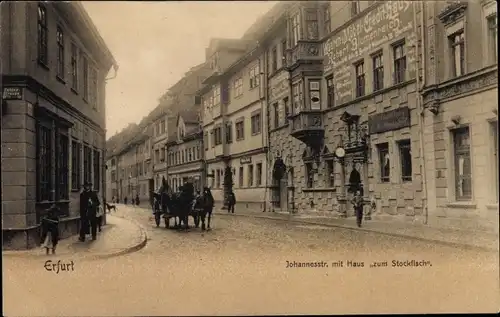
[179,108,199,125]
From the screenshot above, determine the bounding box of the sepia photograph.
[1,0,499,315]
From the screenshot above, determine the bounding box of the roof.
[179,108,199,125]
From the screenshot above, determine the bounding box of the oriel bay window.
[373,53,384,91]
[453,127,472,200]
[326,76,334,108]
[355,61,365,97]
[292,82,303,114]
[309,81,321,110]
[449,31,465,77]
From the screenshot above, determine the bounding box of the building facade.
[166,109,204,191]
[199,39,267,207]
[1,1,117,249]
[421,0,498,232]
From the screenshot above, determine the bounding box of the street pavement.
[3,204,499,316]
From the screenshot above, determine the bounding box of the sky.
[82,1,277,140]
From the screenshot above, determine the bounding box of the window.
[291,13,301,46]
[281,39,287,60]
[256,163,262,186]
[111,171,116,182]
[71,141,81,191]
[188,149,192,161]
[283,97,289,120]
[204,132,209,150]
[398,139,412,182]
[488,15,497,63]
[239,166,244,187]
[492,122,498,202]
[91,68,98,110]
[160,147,165,162]
[213,86,221,105]
[93,149,100,191]
[305,163,314,188]
[155,149,160,163]
[449,31,465,77]
[273,102,279,128]
[236,120,245,140]
[271,47,278,73]
[326,76,334,108]
[37,124,52,201]
[249,65,260,89]
[324,3,331,34]
[233,77,243,97]
[216,169,221,188]
[225,123,232,144]
[37,4,48,65]
[83,145,92,185]
[248,165,254,187]
[394,42,406,84]
[326,160,334,187]
[55,132,69,200]
[214,127,222,145]
[292,82,303,114]
[373,53,384,91]
[453,127,472,200]
[309,81,320,110]
[355,62,365,97]
[351,0,360,16]
[161,120,166,134]
[251,112,261,135]
[83,57,89,101]
[378,143,390,183]
[56,26,64,79]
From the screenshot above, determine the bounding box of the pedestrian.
[227,191,236,214]
[96,193,104,232]
[351,188,364,228]
[135,194,140,206]
[40,204,60,255]
[124,196,128,205]
[112,196,116,204]
[79,181,100,241]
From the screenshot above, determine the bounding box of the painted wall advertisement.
[323,1,417,106]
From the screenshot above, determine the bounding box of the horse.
[193,187,214,231]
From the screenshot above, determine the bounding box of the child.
[40,204,60,255]
[351,189,364,228]
[96,193,104,232]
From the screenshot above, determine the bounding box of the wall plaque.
[368,106,411,134]
[2,87,23,100]
[240,156,252,164]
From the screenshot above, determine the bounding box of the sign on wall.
[2,87,23,100]
[368,106,411,134]
[323,1,417,106]
[240,156,252,164]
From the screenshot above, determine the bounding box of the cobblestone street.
[3,205,499,316]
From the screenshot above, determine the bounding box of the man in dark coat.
[227,191,236,214]
[79,181,100,241]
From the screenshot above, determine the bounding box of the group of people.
[112,195,140,206]
[40,181,104,254]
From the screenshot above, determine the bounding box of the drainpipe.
[415,1,428,225]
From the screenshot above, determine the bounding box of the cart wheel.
[154,213,161,227]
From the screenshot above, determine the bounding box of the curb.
[3,215,148,261]
[215,212,499,253]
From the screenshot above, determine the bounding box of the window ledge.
[56,76,66,85]
[486,203,499,210]
[38,60,49,71]
[446,201,477,209]
[303,188,337,193]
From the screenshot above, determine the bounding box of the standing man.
[227,191,236,214]
[79,181,100,241]
[351,188,364,228]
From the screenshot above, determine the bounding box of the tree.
[222,166,233,210]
